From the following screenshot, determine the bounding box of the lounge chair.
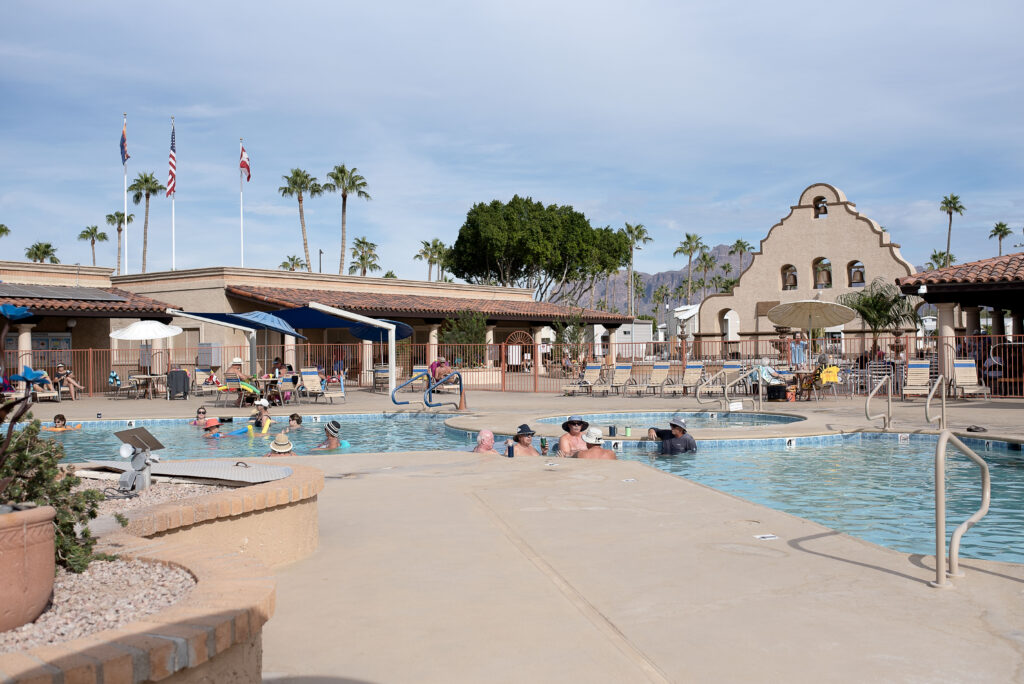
[665,361,703,397]
[216,375,261,407]
[193,368,218,397]
[373,364,390,393]
[953,358,991,399]
[320,375,346,404]
[901,361,931,400]
[31,372,61,403]
[408,365,430,392]
[626,362,671,397]
[594,363,634,396]
[298,367,326,402]
[562,363,602,396]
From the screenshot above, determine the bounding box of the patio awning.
[270,307,412,341]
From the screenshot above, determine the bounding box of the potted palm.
[836,279,920,357]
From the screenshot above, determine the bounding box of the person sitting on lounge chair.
[429,356,455,384]
[54,363,85,400]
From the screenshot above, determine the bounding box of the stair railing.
[695,369,728,409]
[925,374,947,431]
[864,375,892,430]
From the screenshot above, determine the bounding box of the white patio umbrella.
[767,297,856,368]
[110,320,183,372]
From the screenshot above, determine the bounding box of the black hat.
[514,424,535,437]
[325,420,342,438]
[561,415,590,432]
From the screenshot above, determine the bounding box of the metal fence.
[2,334,1021,397]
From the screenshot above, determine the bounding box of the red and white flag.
[239,145,251,182]
[166,122,176,197]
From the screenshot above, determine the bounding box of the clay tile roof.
[225,285,634,324]
[898,252,1024,287]
[0,287,172,318]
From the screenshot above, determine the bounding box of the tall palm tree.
[431,239,450,281]
[347,236,381,276]
[989,221,1012,256]
[939,194,965,268]
[673,284,687,307]
[925,250,956,270]
[624,223,652,316]
[673,233,705,305]
[729,238,752,272]
[696,250,717,301]
[631,271,645,315]
[720,262,733,279]
[0,224,9,239]
[25,242,59,263]
[279,255,306,271]
[413,240,434,280]
[105,211,134,275]
[322,165,371,274]
[77,226,108,266]
[837,278,920,354]
[128,172,166,273]
[652,284,671,333]
[279,169,323,272]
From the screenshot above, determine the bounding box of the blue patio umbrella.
[347,319,414,343]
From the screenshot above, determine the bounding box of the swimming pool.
[45,413,471,463]
[536,411,804,432]
[617,433,1024,564]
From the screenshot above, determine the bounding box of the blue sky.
[2,1,1023,279]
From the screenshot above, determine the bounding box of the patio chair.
[268,375,298,405]
[901,360,931,400]
[593,363,634,396]
[31,372,61,403]
[193,368,219,397]
[562,363,602,396]
[298,367,326,403]
[373,364,390,393]
[722,362,749,395]
[664,361,703,397]
[321,376,346,404]
[625,362,670,397]
[216,376,261,407]
[953,358,991,399]
[408,365,430,392]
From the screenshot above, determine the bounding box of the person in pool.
[577,427,617,460]
[557,415,589,457]
[646,417,697,455]
[251,399,272,432]
[313,420,343,450]
[203,418,222,439]
[191,406,209,426]
[266,433,297,458]
[284,413,303,433]
[506,424,548,457]
[472,429,500,455]
[42,413,81,432]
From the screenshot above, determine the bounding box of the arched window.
[813,196,828,219]
[812,258,832,289]
[847,260,865,287]
[781,264,798,290]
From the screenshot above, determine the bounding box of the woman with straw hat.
[266,433,296,457]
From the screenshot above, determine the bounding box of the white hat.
[231,357,244,365]
[255,398,270,407]
[669,416,687,430]
[582,427,603,445]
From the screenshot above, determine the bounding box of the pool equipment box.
[114,427,165,492]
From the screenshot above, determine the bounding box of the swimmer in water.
[313,420,342,450]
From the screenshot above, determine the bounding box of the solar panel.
[0,284,126,302]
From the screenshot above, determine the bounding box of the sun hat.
[514,424,535,437]
[325,420,342,438]
[582,427,603,445]
[56,362,65,368]
[231,357,244,365]
[255,398,270,408]
[270,433,294,453]
[561,415,590,432]
[669,416,687,430]
[203,418,221,430]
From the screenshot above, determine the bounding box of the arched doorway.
[504,330,535,372]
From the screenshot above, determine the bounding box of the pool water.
[619,435,1024,564]
[536,411,803,433]
[47,414,471,463]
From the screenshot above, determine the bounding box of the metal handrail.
[865,375,892,429]
[695,369,727,408]
[391,370,430,406]
[925,374,947,430]
[723,367,760,411]
[929,430,991,588]
[424,370,464,409]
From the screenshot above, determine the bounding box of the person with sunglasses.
[191,406,208,426]
[557,415,589,457]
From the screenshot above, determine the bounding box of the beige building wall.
[0,262,112,287]
[697,183,914,341]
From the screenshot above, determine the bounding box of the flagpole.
[123,112,129,276]
[240,138,244,268]
[170,116,176,271]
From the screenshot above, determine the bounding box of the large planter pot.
[0,505,56,632]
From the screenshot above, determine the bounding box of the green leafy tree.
[729,238,753,273]
[323,164,371,274]
[25,242,59,263]
[348,236,381,276]
[105,211,134,276]
[721,262,733,278]
[279,255,306,271]
[939,194,965,268]
[383,270,397,278]
[279,169,323,272]
[673,232,705,306]
[77,226,108,266]
[632,271,644,315]
[0,224,9,239]
[837,278,921,353]
[624,223,652,316]
[989,221,1012,256]
[128,172,166,273]
[440,311,488,365]
[696,250,717,300]
[926,250,956,270]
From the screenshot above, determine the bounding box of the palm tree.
[720,262,733,279]
[989,221,1012,256]
[25,242,59,264]
[695,250,717,301]
[631,271,645,317]
[128,172,166,273]
[672,284,687,307]
[413,240,434,280]
[279,255,306,271]
[837,278,920,354]
[926,250,956,270]
[939,194,965,268]
[279,169,323,272]
[431,239,449,281]
[624,223,652,316]
[673,232,705,305]
[652,284,671,333]
[347,236,381,276]
[322,165,371,274]
[77,226,108,266]
[383,270,397,278]
[0,224,9,239]
[729,238,753,273]
[105,211,134,275]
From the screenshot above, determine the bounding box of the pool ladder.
[925,374,947,430]
[696,366,759,411]
[864,375,893,429]
[929,430,990,589]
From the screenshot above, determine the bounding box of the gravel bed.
[73,477,233,518]
[0,559,195,654]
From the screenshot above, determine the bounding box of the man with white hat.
[646,416,697,455]
[578,427,617,460]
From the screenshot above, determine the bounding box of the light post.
[318,248,323,273]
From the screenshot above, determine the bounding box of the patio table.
[129,374,167,400]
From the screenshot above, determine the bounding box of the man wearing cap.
[508,424,548,457]
[557,415,589,457]
[429,356,454,384]
[266,433,297,458]
[314,420,343,450]
[578,427,617,460]
[224,357,246,407]
[646,416,697,455]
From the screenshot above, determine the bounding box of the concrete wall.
[0,261,112,287]
[696,183,914,339]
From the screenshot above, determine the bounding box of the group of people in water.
[191,404,346,456]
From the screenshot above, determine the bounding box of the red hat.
[204,418,221,430]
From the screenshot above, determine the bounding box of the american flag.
[239,145,251,182]
[166,122,176,197]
